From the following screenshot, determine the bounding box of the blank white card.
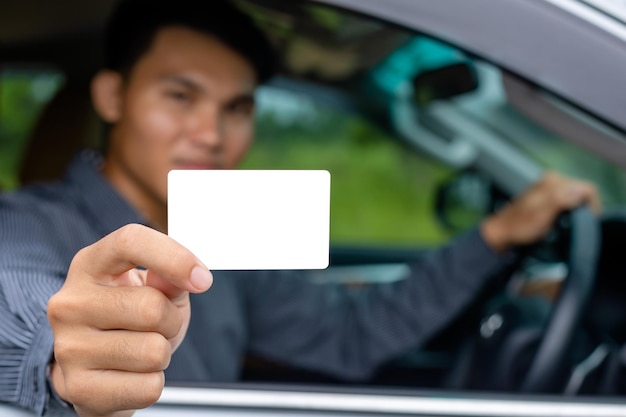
[168,170,330,270]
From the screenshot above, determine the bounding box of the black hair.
[104,0,277,83]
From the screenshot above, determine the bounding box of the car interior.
[3,0,626,402]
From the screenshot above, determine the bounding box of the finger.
[49,285,183,338]
[58,330,172,373]
[66,369,165,416]
[145,269,191,304]
[561,182,602,214]
[574,182,602,215]
[71,223,212,295]
[539,174,596,209]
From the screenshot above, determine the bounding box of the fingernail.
[190,266,213,290]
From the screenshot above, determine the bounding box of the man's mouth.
[175,162,221,170]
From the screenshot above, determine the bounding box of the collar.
[63,149,148,236]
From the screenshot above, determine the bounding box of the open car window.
[3,0,626,416]
[196,0,626,397]
[0,69,64,189]
[240,2,626,248]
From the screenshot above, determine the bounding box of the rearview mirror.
[435,171,507,232]
[412,62,478,106]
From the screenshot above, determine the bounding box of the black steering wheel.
[519,206,600,392]
[448,206,601,393]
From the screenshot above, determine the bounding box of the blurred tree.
[0,71,63,189]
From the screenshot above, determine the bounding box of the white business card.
[168,170,330,270]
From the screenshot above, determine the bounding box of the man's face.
[100,26,257,222]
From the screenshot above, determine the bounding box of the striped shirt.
[0,150,511,416]
[0,151,145,415]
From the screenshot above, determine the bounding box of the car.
[2,0,626,416]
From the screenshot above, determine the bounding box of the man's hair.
[104,0,277,83]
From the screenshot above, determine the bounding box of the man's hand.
[47,224,213,417]
[481,172,601,253]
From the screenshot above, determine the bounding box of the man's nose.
[189,106,223,148]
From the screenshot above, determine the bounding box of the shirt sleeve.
[241,227,516,380]
[0,202,68,416]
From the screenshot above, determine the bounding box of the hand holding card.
[168,170,331,270]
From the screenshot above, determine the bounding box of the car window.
[0,69,64,189]
[450,64,626,210]
[244,86,454,246]
[240,13,626,251]
[229,1,626,393]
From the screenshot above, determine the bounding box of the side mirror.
[412,62,479,106]
[435,171,507,232]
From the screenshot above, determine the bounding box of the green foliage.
[242,110,453,246]
[0,72,63,189]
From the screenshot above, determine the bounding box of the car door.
[228,0,626,390]
[2,0,626,415]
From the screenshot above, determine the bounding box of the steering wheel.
[519,206,600,392]
[448,206,600,393]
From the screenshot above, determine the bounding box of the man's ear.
[91,70,123,123]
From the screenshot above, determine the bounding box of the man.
[0,0,600,416]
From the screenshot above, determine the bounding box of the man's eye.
[166,91,192,103]
[227,101,254,116]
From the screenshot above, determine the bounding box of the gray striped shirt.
[0,150,510,415]
[0,151,145,415]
